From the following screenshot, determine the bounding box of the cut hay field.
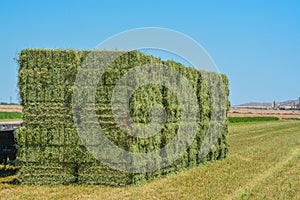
[229,108,300,119]
[0,105,22,113]
[1,120,299,199]
[0,105,22,122]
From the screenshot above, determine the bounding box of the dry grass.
[229,108,300,119]
[0,105,22,113]
[0,120,299,199]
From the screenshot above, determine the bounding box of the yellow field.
[1,120,299,199]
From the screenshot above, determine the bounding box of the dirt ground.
[229,108,300,119]
[0,105,22,113]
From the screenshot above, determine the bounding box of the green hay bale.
[17,163,76,186]
[17,48,229,186]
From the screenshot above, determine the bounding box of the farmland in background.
[229,108,300,119]
[0,112,22,122]
[228,116,279,123]
[0,105,22,122]
[0,105,22,113]
[0,120,299,199]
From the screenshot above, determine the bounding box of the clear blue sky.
[1,0,299,105]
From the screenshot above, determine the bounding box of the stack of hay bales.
[15,49,229,186]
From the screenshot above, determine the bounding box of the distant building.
[271,101,280,110]
[297,97,300,110]
[283,105,293,110]
[272,101,276,109]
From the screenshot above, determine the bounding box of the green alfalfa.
[17,49,229,186]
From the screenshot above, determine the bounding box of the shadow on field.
[0,165,20,185]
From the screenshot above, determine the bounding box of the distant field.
[0,105,22,113]
[0,120,299,199]
[0,112,22,121]
[0,105,22,122]
[229,108,300,119]
[228,116,279,123]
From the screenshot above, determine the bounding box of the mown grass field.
[0,120,299,199]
